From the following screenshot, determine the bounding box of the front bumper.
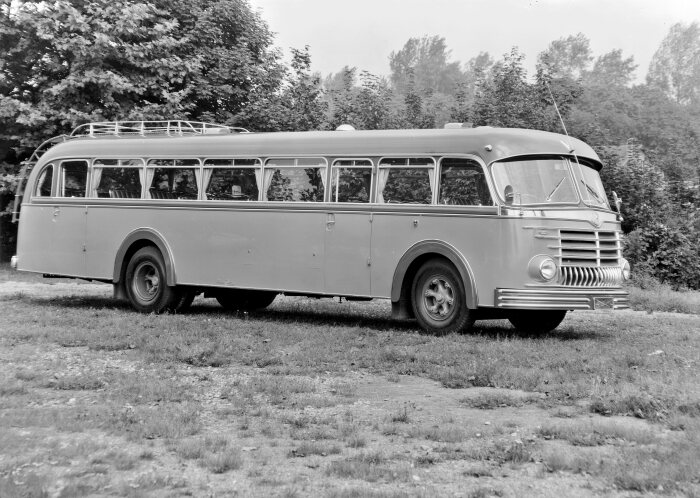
[495,287,629,310]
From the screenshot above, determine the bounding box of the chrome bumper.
[495,287,629,310]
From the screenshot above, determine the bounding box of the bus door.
[50,160,89,276]
[324,162,373,296]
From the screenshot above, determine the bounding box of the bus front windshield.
[491,157,579,205]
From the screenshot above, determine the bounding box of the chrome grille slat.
[559,265,623,287]
[557,229,622,270]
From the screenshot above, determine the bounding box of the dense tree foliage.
[0,0,288,150]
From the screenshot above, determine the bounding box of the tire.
[215,289,277,311]
[124,246,179,313]
[411,259,474,335]
[508,310,567,334]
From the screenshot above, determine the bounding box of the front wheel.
[508,310,567,334]
[215,289,277,311]
[125,246,179,313]
[411,259,474,335]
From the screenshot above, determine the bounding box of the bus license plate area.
[593,297,614,311]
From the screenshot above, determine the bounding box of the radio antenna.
[545,80,569,137]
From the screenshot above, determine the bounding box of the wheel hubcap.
[133,262,160,303]
[423,277,455,320]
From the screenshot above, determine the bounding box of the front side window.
[439,158,492,206]
[264,158,326,202]
[572,160,609,208]
[491,157,578,205]
[330,159,372,203]
[204,159,260,201]
[34,164,54,197]
[91,159,143,198]
[147,159,199,199]
[59,160,88,197]
[377,158,435,204]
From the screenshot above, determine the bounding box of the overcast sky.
[248,0,700,83]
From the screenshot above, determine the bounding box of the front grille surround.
[532,228,625,288]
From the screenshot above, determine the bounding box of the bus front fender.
[391,240,478,317]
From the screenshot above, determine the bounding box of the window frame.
[262,157,329,203]
[202,157,263,201]
[437,156,494,207]
[330,158,374,204]
[57,159,89,198]
[145,158,202,200]
[90,158,145,199]
[376,156,437,205]
[33,163,55,198]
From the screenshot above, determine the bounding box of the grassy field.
[1,265,699,497]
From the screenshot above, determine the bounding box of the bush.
[625,222,700,290]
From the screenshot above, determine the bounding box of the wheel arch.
[391,240,478,319]
[113,228,177,286]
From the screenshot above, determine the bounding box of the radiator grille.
[553,230,621,267]
[540,229,624,287]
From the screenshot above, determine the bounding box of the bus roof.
[37,127,602,169]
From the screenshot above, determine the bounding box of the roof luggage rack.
[12,120,242,222]
[70,120,248,137]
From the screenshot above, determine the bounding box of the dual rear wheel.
[124,246,275,314]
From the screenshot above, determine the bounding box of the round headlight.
[528,255,558,282]
[540,258,557,281]
[621,258,631,281]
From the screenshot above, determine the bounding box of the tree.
[0,0,285,153]
[536,33,593,81]
[647,22,700,106]
[585,49,637,88]
[472,48,549,129]
[389,35,464,95]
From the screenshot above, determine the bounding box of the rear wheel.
[508,310,567,334]
[411,259,474,335]
[125,246,179,313]
[215,289,277,311]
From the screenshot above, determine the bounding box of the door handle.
[53,207,60,217]
[326,213,336,229]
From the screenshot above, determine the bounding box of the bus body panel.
[18,202,87,277]
[323,210,372,296]
[85,205,327,294]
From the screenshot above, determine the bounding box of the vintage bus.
[11,120,630,334]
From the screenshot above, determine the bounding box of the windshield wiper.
[581,179,603,203]
[546,177,566,201]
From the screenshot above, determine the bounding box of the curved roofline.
[35,127,602,169]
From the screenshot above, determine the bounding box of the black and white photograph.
[1,0,699,496]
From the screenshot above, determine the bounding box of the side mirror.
[612,191,622,213]
[504,185,514,205]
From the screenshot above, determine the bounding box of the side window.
[377,158,435,204]
[438,158,492,206]
[331,160,372,203]
[59,160,88,197]
[34,164,54,197]
[147,159,199,199]
[264,158,326,202]
[91,159,143,198]
[203,159,260,201]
